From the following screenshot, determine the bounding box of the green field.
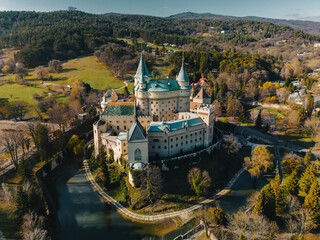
[0,83,48,104]
[26,56,125,90]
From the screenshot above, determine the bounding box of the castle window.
[117,126,119,130]
[158,146,161,149]
[191,140,193,143]
[164,146,167,149]
[200,131,202,134]
[186,141,188,144]
[171,145,173,148]
[195,133,197,136]
[195,139,197,141]
[176,137,178,141]
[200,137,202,140]
[124,126,126,130]
[153,139,159,142]
[181,136,183,139]
[176,144,178,147]
[152,146,155,149]
[135,149,142,161]
[171,139,173,142]
[124,121,126,123]
[164,140,167,143]
[124,150,126,153]
[181,143,183,146]
[190,134,193,137]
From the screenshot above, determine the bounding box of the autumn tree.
[206,207,227,226]
[188,167,212,196]
[35,66,49,80]
[227,99,244,120]
[244,146,274,184]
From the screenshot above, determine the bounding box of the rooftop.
[148,117,204,132]
[102,103,134,116]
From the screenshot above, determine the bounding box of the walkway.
[83,160,245,223]
[114,80,128,91]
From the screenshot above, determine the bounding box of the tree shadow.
[62,68,77,73]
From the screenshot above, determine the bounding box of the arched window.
[135,149,141,161]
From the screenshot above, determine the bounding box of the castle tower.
[134,54,151,87]
[176,63,190,88]
[127,104,149,164]
[197,105,215,147]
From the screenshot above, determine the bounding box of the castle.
[93,54,215,166]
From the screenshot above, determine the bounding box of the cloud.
[285,13,300,19]
[298,15,320,21]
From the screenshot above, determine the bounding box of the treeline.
[0,11,196,68]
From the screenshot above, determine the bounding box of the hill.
[170,12,320,36]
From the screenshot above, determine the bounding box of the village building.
[93,54,215,166]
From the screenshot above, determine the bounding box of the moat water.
[48,165,267,240]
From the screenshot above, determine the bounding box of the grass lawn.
[25,56,125,90]
[0,48,17,62]
[0,83,48,104]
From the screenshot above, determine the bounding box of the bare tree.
[48,59,63,73]
[35,66,49,80]
[1,132,20,169]
[141,165,163,203]
[222,134,242,155]
[21,212,49,240]
[250,109,259,124]
[277,88,289,104]
[304,115,320,142]
[188,167,212,196]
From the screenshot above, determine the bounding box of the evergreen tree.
[18,159,32,181]
[254,183,276,220]
[299,165,317,195]
[255,110,262,129]
[285,170,300,196]
[271,176,287,215]
[123,86,129,98]
[101,161,110,189]
[15,186,29,222]
[28,187,46,216]
[33,123,50,161]
[120,178,130,206]
[304,180,320,225]
[303,151,312,166]
[206,207,227,226]
[305,93,314,118]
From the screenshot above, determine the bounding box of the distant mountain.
[169,12,320,36]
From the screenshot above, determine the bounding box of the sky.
[0,0,320,22]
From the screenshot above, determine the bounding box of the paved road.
[83,160,245,223]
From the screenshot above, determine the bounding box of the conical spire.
[177,63,190,82]
[135,54,151,81]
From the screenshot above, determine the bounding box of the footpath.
[83,160,245,223]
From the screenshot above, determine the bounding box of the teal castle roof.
[135,78,191,92]
[177,63,190,82]
[148,117,204,132]
[134,54,151,80]
[102,104,134,116]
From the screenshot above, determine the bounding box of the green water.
[48,165,266,240]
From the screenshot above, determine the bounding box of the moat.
[48,164,267,239]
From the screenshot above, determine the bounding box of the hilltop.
[170,12,320,36]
